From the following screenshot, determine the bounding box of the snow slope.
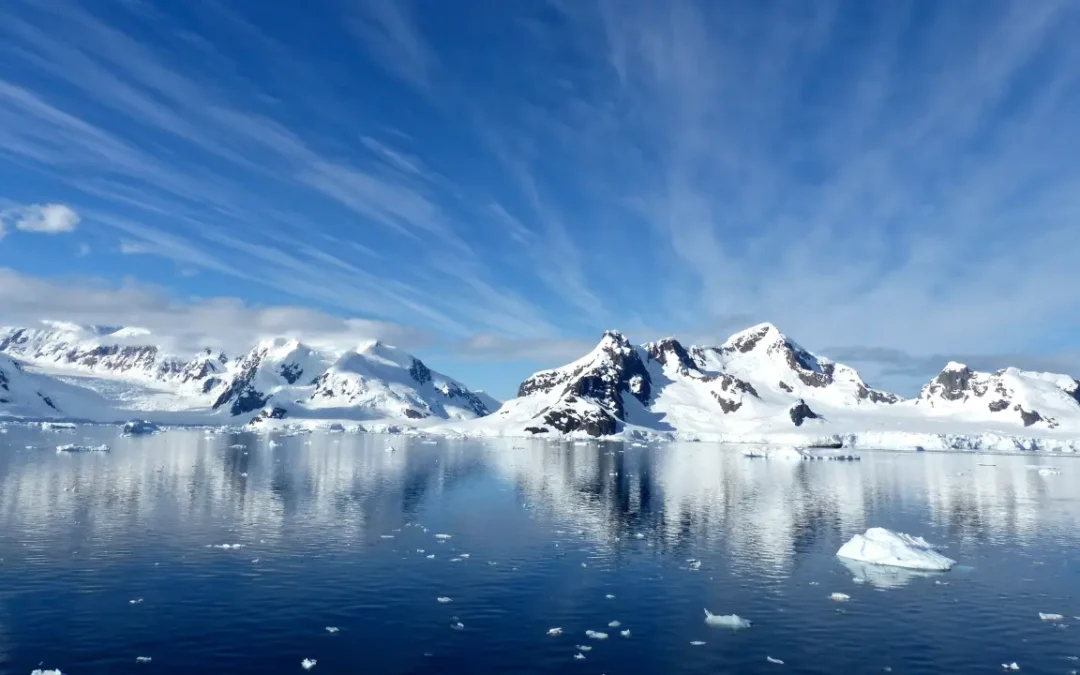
[0,324,493,427]
[442,323,1080,451]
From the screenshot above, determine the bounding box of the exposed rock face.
[279,362,303,384]
[789,399,820,427]
[408,358,432,385]
[922,363,983,401]
[646,338,698,374]
[212,351,268,415]
[248,406,287,425]
[542,407,618,436]
[857,383,900,404]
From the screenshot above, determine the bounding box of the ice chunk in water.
[451,621,465,630]
[620,629,631,637]
[837,528,955,571]
[325,626,339,633]
[767,656,785,665]
[1039,613,1065,621]
[831,593,851,602]
[585,630,608,640]
[608,620,621,627]
[605,594,616,599]
[689,641,706,646]
[573,653,586,660]
[31,670,64,675]
[547,627,563,636]
[1001,663,1019,671]
[434,534,452,540]
[301,659,317,670]
[130,598,143,604]
[576,645,592,652]
[135,657,152,663]
[704,609,751,629]
[436,597,453,604]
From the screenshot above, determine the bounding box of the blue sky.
[1,0,1079,399]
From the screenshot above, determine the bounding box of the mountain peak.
[721,322,785,354]
[599,329,631,346]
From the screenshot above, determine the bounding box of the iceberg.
[837,528,955,571]
[703,609,751,629]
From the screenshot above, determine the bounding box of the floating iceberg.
[704,609,751,629]
[56,444,110,454]
[837,528,955,571]
[122,420,160,436]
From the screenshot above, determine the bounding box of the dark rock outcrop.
[409,358,432,385]
[542,407,618,436]
[789,399,820,427]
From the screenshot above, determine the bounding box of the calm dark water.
[0,427,1078,675]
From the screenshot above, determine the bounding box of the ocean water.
[0,427,1078,674]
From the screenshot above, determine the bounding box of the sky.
[1,0,1079,400]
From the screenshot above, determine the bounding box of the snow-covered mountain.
[0,322,230,393]
[917,362,1080,428]
[0,323,493,427]
[448,323,1080,450]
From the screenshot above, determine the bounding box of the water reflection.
[1,429,1078,575]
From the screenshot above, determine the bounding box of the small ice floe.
[434,534,452,540]
[208,543,244,549]
[437,597,453,604]
[32,670,65,675]
[1001,662,1019,671]
[450,557,463,563]
[122,420,160,436]
[426,554,435,559]
[56,444,110,454]
[325,626,339,633]
[605,594,616,599]
[573,653,586,660]
[451,621,465,630]
[301,658,317,670]
[585,630,608,640]
[576,645,592,652]
[620,629,631,637]
[767,656,785,665]
[704,609,751,629]
[129,598,144,605]
[689,641,707,646]
[688,559,702,570]
[581,562,587,568]
[635,533,645,540]
[837,528,955,571]
[1039,613,1065,621]
[831,593,851,602]
[460,553,470,559]
[380,535,395,539]
[608,620,621,627]
[135,656,152,663]
[547,627,563,637]
[416,549,425,553]
[268,440,280,448]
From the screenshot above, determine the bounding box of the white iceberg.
[704,609,751,629]
[301,659,317,670]
[1039,612,1064,621]
[837,528,955,571]
[436,597,453,604]
[584,630,608,640]
[547,627,563,636]
[830,593,850,602]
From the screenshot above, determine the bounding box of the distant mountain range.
[2,321,1079,450]
[0,322,494,428]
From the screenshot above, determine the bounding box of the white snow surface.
[437,324,1080,452]
[0,323,494,428]
[837,528,956,571]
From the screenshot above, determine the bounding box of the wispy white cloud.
[345,0,436,90]
[0,203,79,236]
[0,267,432,356]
